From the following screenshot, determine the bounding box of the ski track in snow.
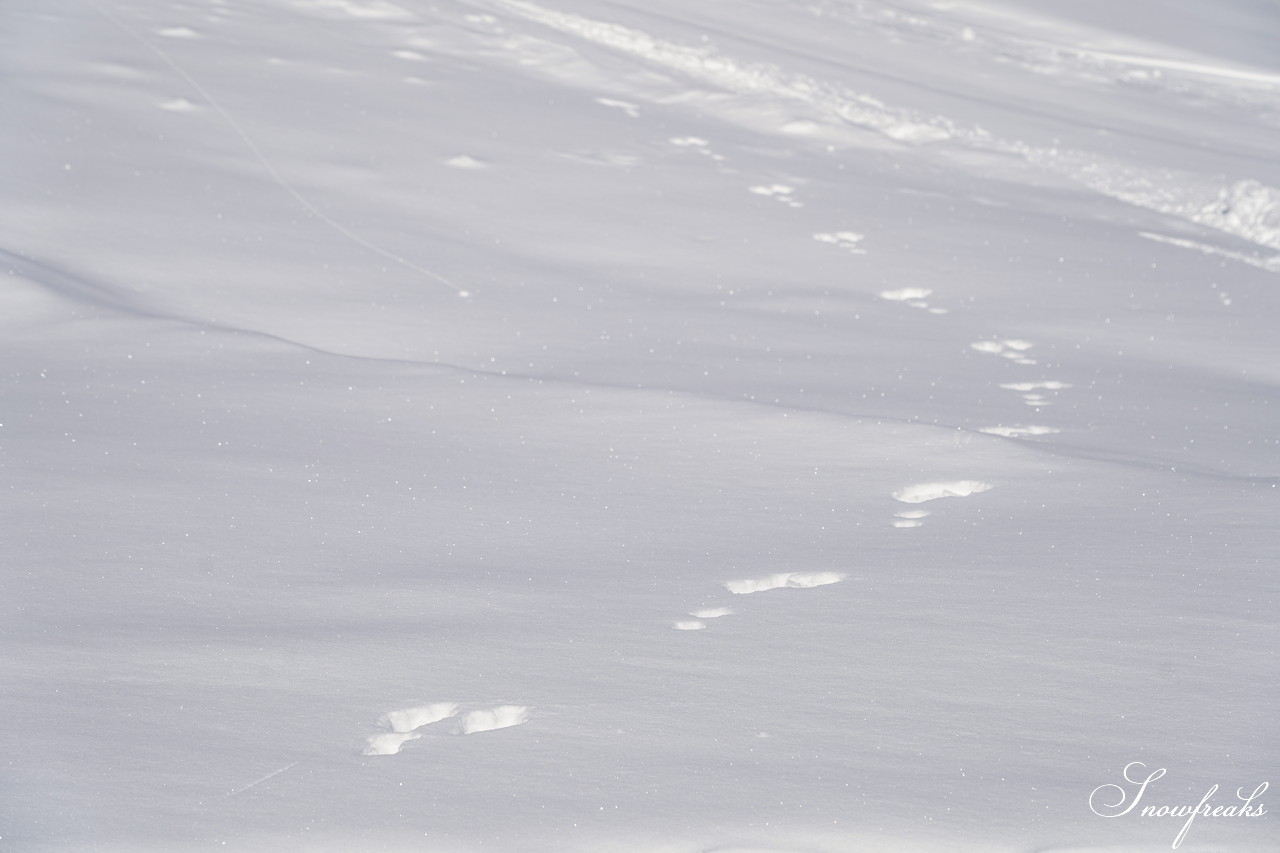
[470,0,1280,265]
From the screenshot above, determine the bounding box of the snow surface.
[2,0,1277,851]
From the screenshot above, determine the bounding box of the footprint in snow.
[880,287,948,314]
[893,480,993,503]
[970,338,1036,365]
[749,184,803,208]
[888,481,993,529]
[813,231,866,254]
[391,49,429,62]
[444,154,489,170]
[672,574,843,632]
[892,509,929,528]
[724,571,845,594]
[670,136,729,164]
[596,97,640,118]
[156,97,199,112]
[672,606,734,631]
[362,702,529,755]
[1000,380,1072,410]
[156,26,201,39]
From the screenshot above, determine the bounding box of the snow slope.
[2,0,1276,851]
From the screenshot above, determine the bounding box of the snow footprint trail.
[363,702,529,755]
[968,336,1073,437]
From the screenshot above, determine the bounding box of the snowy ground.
[2,0,1277,851]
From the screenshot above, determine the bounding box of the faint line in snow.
[221,762,299,799]
[83,0,472,297]
[1138,231,1280,273]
